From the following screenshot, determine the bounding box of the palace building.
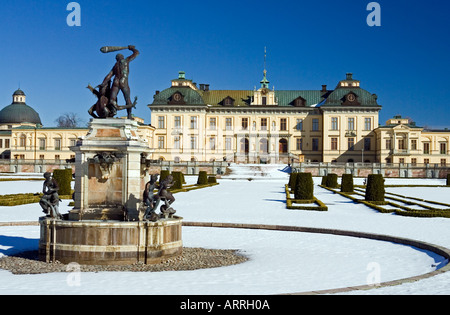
[148,70,449,166]
[149,71,382,164]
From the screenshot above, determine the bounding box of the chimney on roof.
[155,90,160,95]
[199,84,205,91]
[205,84,210,92]
[321,85,327,92]
[346,73,353,80]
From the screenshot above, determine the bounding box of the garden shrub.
[289,173,298,190]
[197,171,208,185]
[53,168,72,196]
[160,170,170,182]
[321,176,327,186]
[447,174,450,186]
[365,174,385,202]
[208,176,217,184]
[171,171,184,190]
[294,172,314,200]
[341,174,354,193]
[326,173,338,188]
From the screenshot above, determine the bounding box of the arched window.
[279,139,288,154]
[240,138,249,154]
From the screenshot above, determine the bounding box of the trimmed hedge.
[208,176,217,184]
[447,174,450,186]
[294,172,314,201]
[160,170,170,182]
[288,173,297,191]
[365,174,385,202]
[325,173,339,188]
[341,174,354,193]
[53,169,72,196]
[197,171,208,185]
[171,171,184,190]
[321,176,327,186]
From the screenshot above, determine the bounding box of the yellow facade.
[376,116,450,166]
[149,72,384,164]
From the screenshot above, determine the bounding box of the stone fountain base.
[39,216,183,265]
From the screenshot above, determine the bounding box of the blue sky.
[0,0,449,128]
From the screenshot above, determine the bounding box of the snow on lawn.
[1,167,450,295]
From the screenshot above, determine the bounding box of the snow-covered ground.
[0,166,450,295]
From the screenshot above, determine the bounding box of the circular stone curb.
[183,221,450,295]
[2,221,450,295]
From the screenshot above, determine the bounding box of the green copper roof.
[0,102,42,125]
[200,90,253,106]
[152,87,205,106]
[322,87,379,107]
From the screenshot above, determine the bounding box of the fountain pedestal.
[39,119,183,265]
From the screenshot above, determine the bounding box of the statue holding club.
[88,45,139,119]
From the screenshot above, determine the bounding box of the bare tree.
[55,112,83,128]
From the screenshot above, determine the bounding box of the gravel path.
[0,248,248,275]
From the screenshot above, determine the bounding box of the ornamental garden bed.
[322,185,450,218]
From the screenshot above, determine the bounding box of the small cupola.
[13,89,26,104]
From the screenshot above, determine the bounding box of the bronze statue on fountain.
[88,45,139,119]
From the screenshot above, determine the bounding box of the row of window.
[13,154,76,160]
[158,136,367,153]
[330,117,372,131]
[13,138,78,150]
[157,116,322,132]
[158,116,372,132]
[386,139,448,154]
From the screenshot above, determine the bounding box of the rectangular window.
[55,155,60,161]
[280,118,287,131]
[348,138,355,151]
[209,137,216,150]
[190,136,197,149]
[386,139,392,150]
[39,155,45,160]
[158,136,165,149]
[296,138,303,151]
[331,138,338,151]
[225,118,232,130]
[5,139,10,148]
[158,116,165,129]
[39,138,46,150]
[209,118,216,130]
[190,116,197,129]
[174,136,181,149]
[225,138,232,151]
[312,138,319,151]
[54,139,61,151]
[411,139,417,151]
[174,116,181,128]
[441,159,447,166]
[440,143,447,155]
[364,118,372,131]
[261,118,268,131]
[399,158,405,164]
[312,119,319,131]
[398,139,406,150]
[0,139,2,148]
[262,96,267,106]
[241,118,248,130]
[411,158,417,166]
[331,117,338,131]
[424,158,430,164]
[296,119,303,131]
[423,143,430,154]
[348,118,355,131]
[364,138,371,151]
